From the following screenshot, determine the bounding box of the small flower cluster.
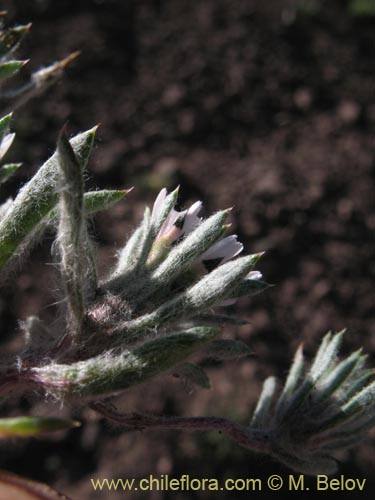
[26,178,266,398]
[148,188,262,283]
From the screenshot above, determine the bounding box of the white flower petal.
[158,207,185,238]
[217,298,237,307]
[151,188,167,224]
[246,270,262,280]
[187,200,203,217]
[201,235,244,263]
[182,200,203,235]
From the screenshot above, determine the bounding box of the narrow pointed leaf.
[31,52,80,88]
[270,447,338,475]
[57,129,85,333]
[0,132,15,161]
[109,206,151,281]
[309,330,345,381]
[204,339,252,360]
[140,187,179,265]
[312,380,375,433]
[0,163,21,184]
[0,416,80,438]
[344,369,374,399]
[151,209,231,285]
[0,127,96,272]
[314,349,363,402]
[275,344,305,418]
[47,189,131,220]
[0,198,12,218]
[1,53,79,113]
[0,112,12,139]
[0,60,26,81]
[83,189,131,214]
[175,362,211,389]
[33,327,219,397]
[230,279,270,298]
[0,23,31,57]
[193,314,248,326]
[251,377,277,428]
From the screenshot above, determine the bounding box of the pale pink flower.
[151,188,202,244]
[150,188,262,287]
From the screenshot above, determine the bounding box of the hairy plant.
[0,16,374,498]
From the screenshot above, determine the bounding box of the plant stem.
[91,400,271,454]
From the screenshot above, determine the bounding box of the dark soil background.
[0,0,374,499]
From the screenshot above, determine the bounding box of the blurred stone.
[162,84,186,107]
[178,109,195,134]
[294,88,312,110]
[154,157,179,177]
[337,100,361,124]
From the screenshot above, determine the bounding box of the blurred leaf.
[0,127,97,272]
[349,0,375,16]
[230,279,270,299]
[204,339,252,360]
[1,53,79,113]
[0,416,80,438]
[31,52,80,88]
[174,362,211,389]
[193,313,248,326]
[296,0,321,15]
[0,163,21,184]
[0,60,27,82]
[0,470,70,500]
[0,23,31,58]
[0,112,12,139]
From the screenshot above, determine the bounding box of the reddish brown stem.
[90,400,272,454]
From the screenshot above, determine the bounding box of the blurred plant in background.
[0,13,374,499]
[282,0,375,22]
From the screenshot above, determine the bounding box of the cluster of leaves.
[0,17,374,499]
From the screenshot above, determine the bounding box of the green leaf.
[109,206,151,281]
[175,362,211,389]
[314,349,363,402]
[0,416,80,438]
[251,377,277,428]
[204,339,252,360]
[57,128,85,333]
[0,113,12,140]
[275,344,304,418]
[0,23,31,58]
[349,0,375,16]
[0,163,22,184]
[31,52,80,88]
[150,209,231,286]
[0,127,97,273]
[47,189,130,220]
[230,279,270,299]
[141,187,179,266]
[0,60,27,82]
[34,327,220,397]
[193,313,248,326]
[83,188,132,214]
